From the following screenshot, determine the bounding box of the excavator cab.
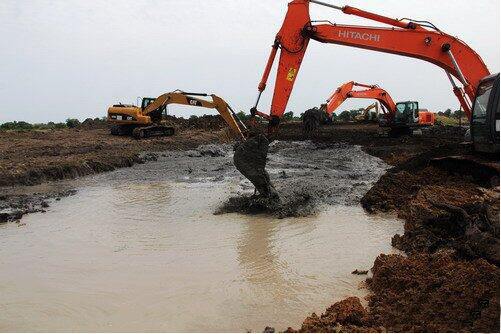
[394,101,419,125]
[470,73,500,154]
[141,97,156,110]
[141,97,166,123]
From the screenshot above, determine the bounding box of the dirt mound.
[285,297,370,333]
[164,115,225,131]
[78,118,108,129]
[285,252,499,333]
[361,145,500,264]
[366,252,499,332]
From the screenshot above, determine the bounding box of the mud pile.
[218,141,388,218]
[286,252,499,332]
[362,146,500,264]
[164,115,225,131]
[365,252,499,332]
[0,190,76,223]
[78,118,108,129]
[283,143,499,333]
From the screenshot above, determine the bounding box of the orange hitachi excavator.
[248,0,498,152]
[325,81,436,128]
[235,0,499,197]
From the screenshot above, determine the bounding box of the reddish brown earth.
[281,123,500,333]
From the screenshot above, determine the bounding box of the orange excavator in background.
[248,0,498,153]
[325,81,436,129]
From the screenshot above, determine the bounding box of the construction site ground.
[0,118,499,332]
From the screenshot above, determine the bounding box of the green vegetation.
[65,118,81,128]
[436,109,467,126]
[0,117,110,132]
[0,121,67,131]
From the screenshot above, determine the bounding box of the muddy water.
[0,142,403,332]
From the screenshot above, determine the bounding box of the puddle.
[0,142,403,332]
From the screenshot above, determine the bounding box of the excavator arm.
[144,91,246,140]
[253,0,491,127]
[326,81,396,118]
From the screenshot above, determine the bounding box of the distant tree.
[0,121,33,130]
[189,115,198,120]
[453,109,465,118]
[283,111,294,121]
[235,111,248,121]
[444,109,452,117]
[65,118,81,128]
[339,110,351,122]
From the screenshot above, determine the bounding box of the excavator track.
[132,125,175,139]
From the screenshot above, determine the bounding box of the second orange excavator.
[324,81,436,129]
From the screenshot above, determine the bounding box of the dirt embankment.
[282,125,500,333]
[0,116,227,188]
[0,116,228,223]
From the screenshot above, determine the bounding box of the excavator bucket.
[233,133,278,199]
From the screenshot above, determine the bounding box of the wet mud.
[0,190,76,224]
[218,140,388,218]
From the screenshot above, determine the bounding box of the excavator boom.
[143,91,246,140]
[253,0,491,124]
[326,81,396,118]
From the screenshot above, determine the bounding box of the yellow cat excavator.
[107,90,246,140]
[354,103,379,123]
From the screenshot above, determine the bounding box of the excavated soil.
[279,124,500,333]
[286,252,499,333]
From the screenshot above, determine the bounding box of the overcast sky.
[0,0,499,123]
